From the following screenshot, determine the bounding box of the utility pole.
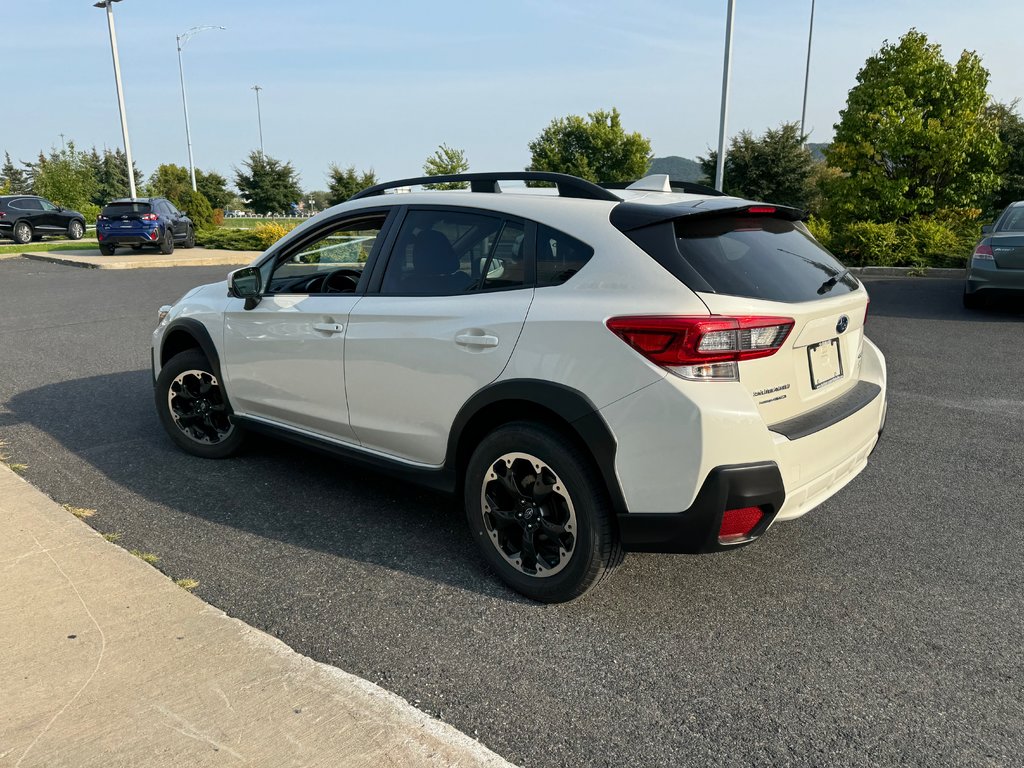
[714,0,736,192]
[800,0,816,141]
[94,0,137,198]
[252,85,264,157]
[177,26,225,191]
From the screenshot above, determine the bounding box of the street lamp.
[714,0,736,192]
[799,0,816,141]
[251,85,265,157]
[93,0,137,198]
[176,25,225,191]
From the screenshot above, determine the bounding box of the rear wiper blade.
[817,268,851,295]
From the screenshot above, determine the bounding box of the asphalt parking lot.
[1,258,1021,768]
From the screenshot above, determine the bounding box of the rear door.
[672,212,869,425]
[344,207,533,465]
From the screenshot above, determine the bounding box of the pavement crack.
[14,534,107,768]
[153,705,247,762]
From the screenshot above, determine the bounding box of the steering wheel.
[321,268,362,293]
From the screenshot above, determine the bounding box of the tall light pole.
[799,0,816,141]
[714,0,736,192]
[94,0,137,198]
[177,25,225,191]
[251,85,264,157]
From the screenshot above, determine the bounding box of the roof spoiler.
[610,198,807,232]
[349,172,621,202]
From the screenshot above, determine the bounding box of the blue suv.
[97,197,195,255]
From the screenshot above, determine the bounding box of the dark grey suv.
[0,195,87,244]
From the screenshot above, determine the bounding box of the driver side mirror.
[981,224,993,234]
[228,266,263,309]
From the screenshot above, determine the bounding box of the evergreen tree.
[233,151,302,215]
[326,164,377,204]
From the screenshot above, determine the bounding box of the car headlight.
[157,305,173,324]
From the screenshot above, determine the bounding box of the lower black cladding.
[616,462,785,554]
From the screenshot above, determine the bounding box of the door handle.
[455,333,499,348]
[312,322,345,334]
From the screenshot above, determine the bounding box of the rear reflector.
[606,315,794,381]
[719,506,764,543]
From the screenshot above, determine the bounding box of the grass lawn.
[0,241,99,255]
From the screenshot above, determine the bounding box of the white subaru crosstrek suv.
[152,172,886,602]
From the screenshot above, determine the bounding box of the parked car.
[0,195,87,244]
[964,201,1024,308]
[96,197,194,255]
[151,171,887,602]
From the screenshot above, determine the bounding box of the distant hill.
[647,155,704,182]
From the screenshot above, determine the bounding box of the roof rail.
[600,178,726,197]
[349,171,622,202]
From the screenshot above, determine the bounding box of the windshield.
[674,216,859,303]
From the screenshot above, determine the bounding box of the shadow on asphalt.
[0,370,525,604]
[863,277,1024,321]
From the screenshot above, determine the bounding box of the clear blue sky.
[4,0,1023,192]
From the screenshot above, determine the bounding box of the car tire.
[464,421,623,603]
[155,349,244,459]
[99,243,116,256]
[68,220,85,240]
[182,226,195,249]
[962,290,983,310]
[12,221,32,245]
[159,226,175,254]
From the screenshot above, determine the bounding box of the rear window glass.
[102,203,151,217]
[673,216,858,302]
[996,206,1024,232]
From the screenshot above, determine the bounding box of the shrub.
[834,221,902,266]
[80,202,101,223]
[212,207,224,227]
[805,215,833,250]
[176,188,214,229]
[195,221,295,251]
[253,222,291,249]
[902,217,965,267]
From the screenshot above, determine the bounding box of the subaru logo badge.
[836,315,849,334]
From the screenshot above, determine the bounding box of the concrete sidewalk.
[0,464,513,768]
[19,248,258,270]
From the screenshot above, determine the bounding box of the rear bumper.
[617,462,785,553]
[966,261,1024,294]
[98,232,160,245]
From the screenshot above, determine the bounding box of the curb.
[850,266,966,279]
[19,249,256,270]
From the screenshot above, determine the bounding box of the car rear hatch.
[612,202,869,426]
[989,233,1024,269]
[100,202,154,232]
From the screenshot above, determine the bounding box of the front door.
[221,211,392,443]
[345,207,533,465]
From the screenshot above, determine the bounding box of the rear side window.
[672,216,858,302]
[11,198,43,211]
[102,202,151,217]
[536,224,593,286]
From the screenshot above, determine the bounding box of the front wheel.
[155,349,245,459]
[182,226,195,249]
[464,422,622,602]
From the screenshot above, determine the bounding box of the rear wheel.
[464,421,622,602]
[68,220,85,240]
[99,243,116,256]
[155,349,244,459]
[963,289,983,309]
[159,226,175,254]
[12,221,32,245]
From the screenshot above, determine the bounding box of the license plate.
[808,338,843,389]
[120,223,133,228]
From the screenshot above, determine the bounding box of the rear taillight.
[141,213,158,221]
[0,212,6,219]
[972,244,994,262]
[606,315,794,381]
[97,214,108,221]
[719,506,765,544]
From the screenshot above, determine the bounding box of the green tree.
[698,122,815,209]
[177,188,214,229]
[233,151,303,215]
[148,163,192,204]
[196,169,232,211]
[306,190,331,212]
[826,29,1001,223]
[90,147,142,205]
[1,152,29,194]
[987,101,1024,216]
[326,164,378,204]
[32,142,97,212]
[527,108,652,183]
[422,144,469,189]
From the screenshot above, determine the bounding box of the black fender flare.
[159,318,224,383]
[445,379,628,515]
